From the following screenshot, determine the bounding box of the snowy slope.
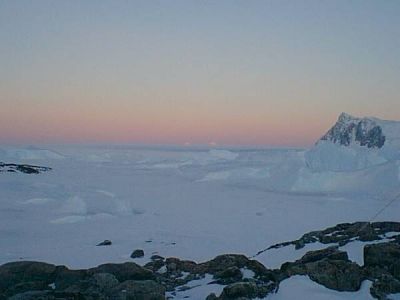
[0,144,399,298]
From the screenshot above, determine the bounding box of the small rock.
[151,255,164,261]
[130,249,145,259]
[96,240,112,246]
[206,293,218,300]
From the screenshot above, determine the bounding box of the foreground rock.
[259,221,400,253]
[218,281,275,300]
[143,253,278,294]
[281,246,364,291]
[1,221,399,299]
[364,242,400,299]
[364,242,400,277]
[0,261,161,300]
[111,280,165,300]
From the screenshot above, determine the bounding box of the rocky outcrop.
[363,242,400,299]
[370,275,400,300]
[0,261,57,294]
[256,222,400,300]
[213,266,243,285]
[0,262,161,300]
[364,242,400,278]
[280,246,364,291]
[306,259,364,291]
[143,254,278,294]
[1,221,400,299]
[0,162,51,174]
[88,262,154,282]
[260,222,399,254]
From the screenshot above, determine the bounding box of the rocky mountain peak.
[337,112,356,123]
[320,113,386,148]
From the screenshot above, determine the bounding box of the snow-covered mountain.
[305,113,400,172]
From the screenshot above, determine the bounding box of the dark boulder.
[219,281,275,300]
[206,293,218,300]
[53,266,88,291]
[164,257,198,274]
[150,255,164,261]
[198,255,250,274]
[280,247,363,292]
[281,246,349,276]
[130,249,145,259]
[364,242,400,279]
[213,266,243,285]
[296,246,348,264]
[96,240,112,246]
[89,262,154,282]
[198,254,273,279]
[306,259,364,291]
[0,261,57,292]
[370,274,400,300]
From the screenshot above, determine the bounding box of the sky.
[1,0,399,147]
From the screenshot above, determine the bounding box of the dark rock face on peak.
[320,113,385,148]
[355,120,385,148]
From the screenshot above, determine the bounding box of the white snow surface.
[1,144,400,299]
[166,274,225,299]
[266,276,375,299]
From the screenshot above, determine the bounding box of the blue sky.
[1,0,399,145]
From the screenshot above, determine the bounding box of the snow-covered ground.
[268,276,375,300]
[0,144,399,298]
